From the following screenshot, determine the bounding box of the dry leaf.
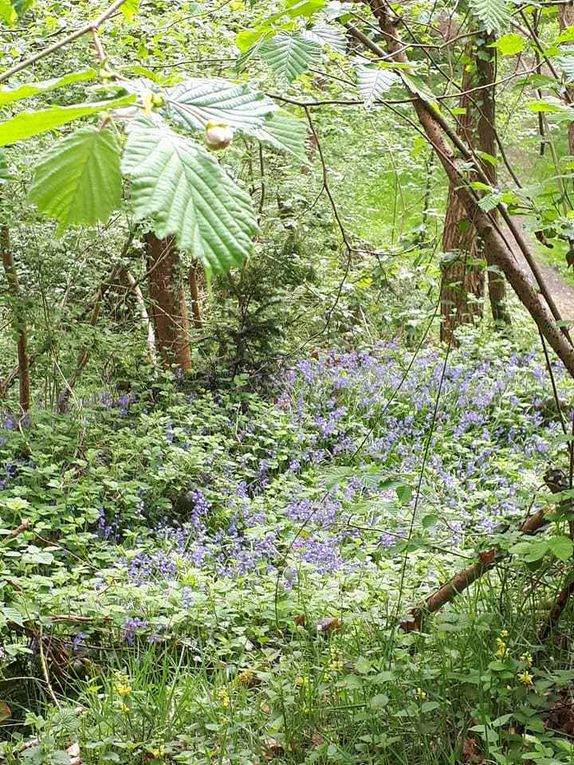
[0,702,11,722]
[66,742,81,765]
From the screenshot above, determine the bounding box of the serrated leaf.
[492,33,525,56]
[254,110,307,160]
[260,32,322,82]
[478,191,502,212]
[2,606,23,627]
[548,535,574,561]
[556,52,574,82]
[28,127,122,232]
[167,78,275,132]
[470,0,511,35]
[304,21,346,53]
[0,95,135,147]
[0,69,96,106]
[356,65,398,107]
[122,120,257,273]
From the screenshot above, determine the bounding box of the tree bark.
[188,262,203,330]
[440,46,484,344]
[1,225,30,412]
[145,233,192,371]
[120,268,158,366]
[475,33,510,325]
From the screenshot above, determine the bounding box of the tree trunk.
[559,1,574,155]
[120,268,158,366]
[145,233,192,371]
[440,46,484,344]
[1,225,30,413]
[475,34,511,325]
[188,262,203,330]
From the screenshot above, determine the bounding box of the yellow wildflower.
[296,676,309,688]
[518,671,533,686]
[520,653,533,667]
[415,687,427,701]
[119,702,130,714]
[495,637,507,659]
[217,688,230,708]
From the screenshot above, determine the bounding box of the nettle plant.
[0,0,314,274]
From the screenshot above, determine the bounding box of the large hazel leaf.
[122,120,257,273]
[0,94,135,147]
[28,127,122,231]
[254,111,308,160]
[167,78,275,132]
[356,65,398,107]
[470,0,511,34]
[260,32,322,82]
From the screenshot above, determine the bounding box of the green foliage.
[470,0,511,34]
[0,96,135,147]
[28,127,122,231]
[122,119,257,271]
[0,70,96,107]
[356,65,398,108]
[260,32,322,82]
[166,78,276,132]
[254,110,308,159]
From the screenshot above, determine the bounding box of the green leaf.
[284,0,326,18]
[356,65,398,108]
[304,21,347,53]
[0,69,96,106]
[236,26,273,53]
[122,120,257,273]
[0,150,8,183]
[121,0,139,19]
[254,110,308,160]
[28,127,122,232]
[0,95,135,147]
[470,0,511,34]
[556,52,574,82]
[492,33,525,56]
[260,32,322,82]
[167,78,275,132]
[11,0,34,14]
[0,0,16,24]
[548,535,574,561]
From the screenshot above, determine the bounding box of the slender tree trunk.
[559,1,574,155]
[145,233,192,371]
[440,47,484,344]
[475,34,510,325]
[1,225,30,412]
[120,268,158,366]
[188,262,203,330]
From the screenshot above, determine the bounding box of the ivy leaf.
[28,127,122,232]
[0,69,96,106]
[122,120,257,273]
[167,78,275,132]
[470,0,511,35]
[492,33,525,56]
[0,95,135,147]
[356,65,398,108]
[260,32,322,82]
[254,110,308,160]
